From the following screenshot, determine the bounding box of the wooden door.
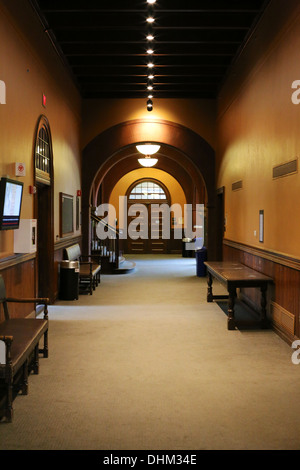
[127,203,149,254]
[127,202,168,254]
[126,179,171,254]
[149,203,167,253]
[36,182,54,300]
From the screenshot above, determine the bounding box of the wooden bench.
[64,243,101,295]
[0,275,49,422]
[204,261,273,330]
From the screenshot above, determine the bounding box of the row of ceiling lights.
[145,0,157,111]
[136,0,160,166]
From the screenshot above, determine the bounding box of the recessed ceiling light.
[148,94,153,99]
[148,74,154,80]
[146,34,154,41]
[147,85,153,91]
[147,0,156,4]
[147,62,154,68]
[147,17,155,23]
[147,48,154,54]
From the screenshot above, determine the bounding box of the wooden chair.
[0,275,49,422]
[64,243,101,295]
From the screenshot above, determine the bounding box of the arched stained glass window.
[128,180,167,200]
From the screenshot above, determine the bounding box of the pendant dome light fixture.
[136,143,160,167]
[147,98,153,111]
[136,143,160,155]
[138,156,158,167]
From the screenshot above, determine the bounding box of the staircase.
[113,256,136,274]
[91,214,135,275]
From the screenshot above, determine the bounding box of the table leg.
[260,284,269,328]
[227,287,236,330]
[207,272,213,302]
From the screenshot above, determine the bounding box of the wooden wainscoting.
[223,239,300,344]
[0,253,36,321]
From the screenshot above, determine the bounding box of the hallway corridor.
[0,255,299,450]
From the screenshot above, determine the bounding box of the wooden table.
[204,261,273,330]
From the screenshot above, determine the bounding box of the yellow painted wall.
[0,2,82,256]
[217,2,300,259]
[108,168,186,229]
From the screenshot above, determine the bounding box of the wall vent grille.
[273,159,297,179]
[232,180,243,191]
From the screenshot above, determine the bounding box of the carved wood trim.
[223,239,300,271]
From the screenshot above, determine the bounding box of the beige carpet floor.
[0,255,299,450]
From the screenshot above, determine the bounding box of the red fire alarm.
[77,190,82,197]
[42,93,46,107]
[29,185,36,194]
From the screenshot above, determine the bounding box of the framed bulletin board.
[60,192,73,237]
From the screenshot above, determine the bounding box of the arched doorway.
[33,115,54,301]
[126,178,170,254]
[82,119,216,259]
[107,166,188,256]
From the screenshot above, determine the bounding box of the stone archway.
[82,118,217,258]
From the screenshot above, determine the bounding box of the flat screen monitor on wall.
[0,177,24,230]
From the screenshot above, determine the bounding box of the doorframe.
[216,186,225,260]
[126,178,171,254]
[33,115,55,302]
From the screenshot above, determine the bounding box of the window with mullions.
[36,126,50,173]
[35,116,52,186]
[129,181,167,200]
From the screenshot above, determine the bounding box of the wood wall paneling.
[0,256,36,321]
